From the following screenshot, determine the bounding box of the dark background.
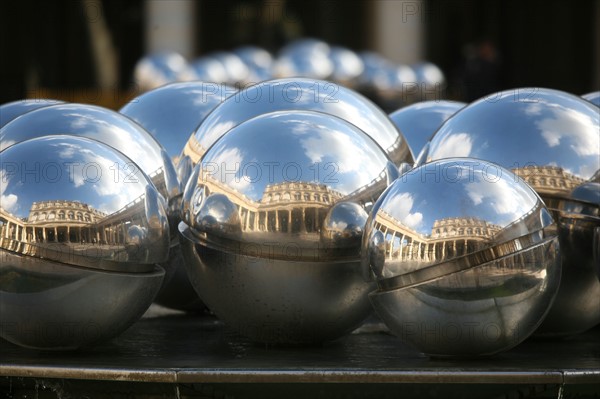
[1,0,598,105]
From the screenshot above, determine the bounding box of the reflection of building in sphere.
[513,166,586,197]
[0,195,147,261]
[372,211,502,264]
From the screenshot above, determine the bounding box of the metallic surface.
[582,91,600,106]
[363,159,561,357]
[120,82,236,311]
[0,136,170,271]
[0,99,64,128]
[420,88,600,336]
[183,78,412,166]
[328,46,364,86]
[389,101,465,157]
[0,103,180,210]
[274,39,333,80]
[179,110,398,343]
[234,46,274,82]
[119,82,236,176]
[133,52,194,91]
[0,252,164,350]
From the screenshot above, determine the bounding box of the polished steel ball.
[183,78,413,166]
[0,136,169,349]
[328,46,364,86]
[234,46,274,82]
[190,57,229,84]
[389,101,465,157]
[363,159,561,357]
[179,110,399,343]
[120,82,236,311]
[582,91,600,107]
[120,82,236,183]
[133,52,194,91]
[209,52,250,85]
[420,88,600,337]
[0,103,180,217]
[274,39,333,79]
[0,99,64,128]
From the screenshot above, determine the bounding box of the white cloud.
[429,132,473,159]
[537,106,599,157]
[466,177,537,221]
[0,169,19,214]
[385,192,424,230]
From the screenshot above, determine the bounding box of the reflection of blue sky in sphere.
[382,160,540,236]
[194,78,402,158]
[120,82,236,159]
[426,89,599,179]
[0,136,148,219]
[0,103,164,177]
[389,100,465,156]
[200,111,391,202]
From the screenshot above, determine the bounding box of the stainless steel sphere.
[420,87,600,337]
[179,110,399,343]
[328,46,364,86]
[363,159,561,357]
[274,39,333,79]
[133,51,194,91]
[0,99,64,128]
[582,91,600,107]
[120,82,236,311]
[190,57,229,84]
[183,78,413,166]
[0,103,180,221]
[120,81,236,183]
[389,101,465,156]
[234,46,274,82]
[0,136,169,349]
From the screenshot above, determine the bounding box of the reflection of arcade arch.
[372,211,502,263]
[513,166,585,197]
[199,174,344,234]
[0,195,147,258]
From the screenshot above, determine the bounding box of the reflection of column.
[42,228,47,241]
[245,209,250,231]
[54,227,58,242]
[288,209,292,234]
[301,208,306,233]
[399,234,405,259]
[253,211,258,231]
[463,239,468,255]
[275,210,279,232]
[67,226,71,242]
[389,232,396,259]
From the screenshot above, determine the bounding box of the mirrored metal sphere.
[209,52,250,85]
[389,101,465,156]
[183,78,413,166]
[134,52,194,91]
[120,82,236,176]
[0,136,169,349]
[582,91,600,107]
[328,46,364,86]
[421,87,600,337]
[120,82,236,311]
[190,57,229,84]
[274,39,333,79]
[0,103,180,211]
[363,159,561,357]
[0,99,64,128]
[179,110,399,343]
[234,46,274,82]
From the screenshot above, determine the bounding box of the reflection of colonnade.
[200,175,344,234]
[512,166,585,195]
[0,196,147,250]
[372,212,502,263]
